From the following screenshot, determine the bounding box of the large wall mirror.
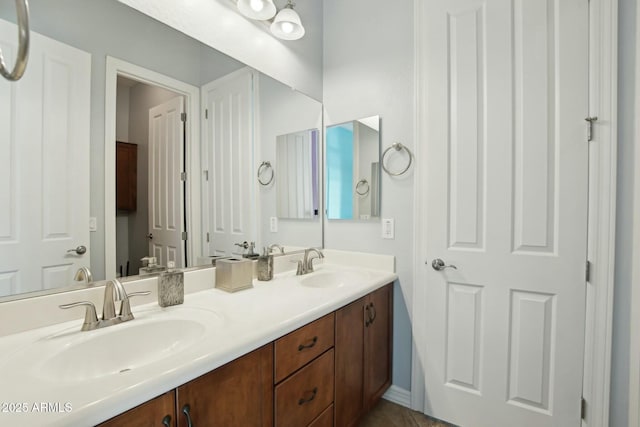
[0,0,322,300]
[325,116,380,220]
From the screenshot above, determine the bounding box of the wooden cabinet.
[177,344,273,427]
[98,285,393,427]
[274,313,335,427]
[98,390,175,427]
[335,283,393,427]
[116,141,137,211]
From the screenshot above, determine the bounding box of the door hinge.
[181,112,187,122]
[182,231,188,241]
[180,172,187,181]
[585,117,598,141]
[586,260,591,282]
[204,170,209,181]
[206,232,210,243]
[581,396,587,420]
[205,109,208,119]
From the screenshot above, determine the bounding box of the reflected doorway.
[115,77,186,277]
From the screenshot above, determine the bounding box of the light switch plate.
[89,217,97,232]
[270,217,278,233]
[382,218,394,239]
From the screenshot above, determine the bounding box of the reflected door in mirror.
[276,129,320,219]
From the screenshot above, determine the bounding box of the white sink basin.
[18,307,223,382]
[299,269,369,289]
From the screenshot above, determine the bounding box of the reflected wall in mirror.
[275,129,320,220]
[0,0,323,301]
[326,116,381,220]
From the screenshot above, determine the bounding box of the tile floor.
[359,399,456,427]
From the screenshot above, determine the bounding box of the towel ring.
[257,161,274,186]
[355,179,370,196]
[0,0,30,81]
[382,142,413,176]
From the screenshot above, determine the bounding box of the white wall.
[119,0,324,100]
[257,74,324,249]
[323,0,414,391]
[611,0,637,425]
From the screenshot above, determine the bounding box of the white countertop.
[0,258,396,427]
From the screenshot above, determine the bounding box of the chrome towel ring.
[381,142,413,176]
[257,161,274,186]
[355,179,370,196]
[0,0,30,81]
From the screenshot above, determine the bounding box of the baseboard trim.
[383,385,412,408]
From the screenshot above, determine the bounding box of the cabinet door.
[364,283,393,409]
[98,390,175,427]
[334,297,366,427]
[177,344,273,427]
[116,141,137,211]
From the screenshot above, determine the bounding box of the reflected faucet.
[296,248,324,275]
[268,244,285,254]
[73,267,93,284]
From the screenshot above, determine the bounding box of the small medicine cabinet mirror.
[275,129,320,219]
[325,115,381,220]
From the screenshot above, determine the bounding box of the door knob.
[146,233,153,240]
[430,258,457,271]
[67,245,87,255]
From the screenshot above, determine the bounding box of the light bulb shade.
[270,7,305,40]
[237,0,276,20]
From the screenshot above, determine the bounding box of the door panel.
[0,19,91,296]
[418,0,589,426]
[202,69,254,256]
[148,96,185,267]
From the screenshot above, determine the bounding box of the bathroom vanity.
[98,284,392,427]
[0,251,396,427]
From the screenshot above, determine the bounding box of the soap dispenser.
[257,247,273,281]
[158,261,184,307]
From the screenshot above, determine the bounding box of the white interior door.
[202,69,254,256]
[0,19,91,296]
[148,96,185,267]
[416,0,589,426]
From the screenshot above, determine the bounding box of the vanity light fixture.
[270,0,305,41]
[237,0,277,20]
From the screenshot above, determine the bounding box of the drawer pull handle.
[182,404,194,427]
[369,303,377,324]
[298,387,318,405]
[162,414,172,427]
[298,336,318,351]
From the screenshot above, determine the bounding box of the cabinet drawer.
[275,349,334,427]
[275,313,334,383]
[308,404,333,427]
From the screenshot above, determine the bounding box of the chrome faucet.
[296,248,324,275]
[73,267,93,284]
[268,243,285,254]
[59,278,150,331]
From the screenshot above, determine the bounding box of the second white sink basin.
[299,269,369,289]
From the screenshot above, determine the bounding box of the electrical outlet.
[89,217,97,232]
[382,218,394,239]
[270,217,278,233]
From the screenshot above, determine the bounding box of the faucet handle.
[119,291,151,321]
[59,301,98,331]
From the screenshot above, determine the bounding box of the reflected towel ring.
[257,161,274,186]
[382,142,413,176]
[1,0,30,81]
[355,179,370,196]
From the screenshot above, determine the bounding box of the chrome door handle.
[430,258,457,271]
[67,245,87,255]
